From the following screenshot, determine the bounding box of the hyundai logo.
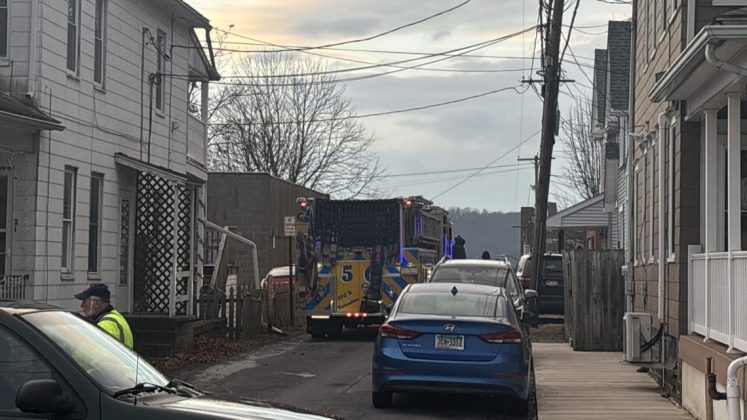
[443,324,455,332]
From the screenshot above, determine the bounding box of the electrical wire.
[213,0,473,53]
[210,84,529,126]
[431,129,542,200]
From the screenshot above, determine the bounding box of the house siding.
[0,0,215,310]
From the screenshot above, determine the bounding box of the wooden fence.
[562,249,625,351]
[197,286,262,339]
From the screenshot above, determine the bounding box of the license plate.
[435,334,464,351]
[545,280,559,286]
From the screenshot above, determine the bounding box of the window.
[93,0,107,85]
[398,292,508,318]
[0,328,53,410]
[0,0,8,58]
[155,29,166,111]
[62,168,76,273]
[87,174,103,273]
[646,0,654,59]
[66,0,79,73]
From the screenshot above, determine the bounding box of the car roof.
[0,300,62,315]
[407,282,506,296]
[265,266,295,277]
[436,259,509,269]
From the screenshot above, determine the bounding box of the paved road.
[181,328,534,420]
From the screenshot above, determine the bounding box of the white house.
[0,0,219,320]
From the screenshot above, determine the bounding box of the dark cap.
[74,283,111,301]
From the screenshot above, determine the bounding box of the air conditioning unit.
[623,312,652,363]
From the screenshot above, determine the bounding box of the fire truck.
[295,196,452,339]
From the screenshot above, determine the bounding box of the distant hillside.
[449,208,521,262]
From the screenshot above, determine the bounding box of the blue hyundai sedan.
[371,283,533,414]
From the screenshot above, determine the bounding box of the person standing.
[74,284,134,349]
[481,250,491,260]
[453,235,467,259]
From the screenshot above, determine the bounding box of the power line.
[209,84,528,126]
[431,129,542,200]
[377,162,536,178]
[214,0,473,53]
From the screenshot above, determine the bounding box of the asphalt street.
[181,328,534,420]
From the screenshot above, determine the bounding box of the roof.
[650,25,747,106]
[407,282,505,296]
[208,172,329,198]
[0,300,61,314]
[164,0,210,27]
[0,91,63,130]
[546,194,610,229]
[436,259,510,269]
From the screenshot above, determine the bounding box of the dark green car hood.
[161,396,338,420]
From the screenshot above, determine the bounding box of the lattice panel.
[175,185,192,315]
[134,173,176,314]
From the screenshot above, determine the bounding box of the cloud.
[293,17,382,37]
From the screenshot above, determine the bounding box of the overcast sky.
[187,0,632,212]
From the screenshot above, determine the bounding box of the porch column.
[727,93,742,251]
[704,109,719,252]
[704,109,718,342]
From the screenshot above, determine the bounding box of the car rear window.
[430,266,508,287]
[397,292,507,318]
[543,258,563,273]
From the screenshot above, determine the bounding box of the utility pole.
[531,0,565,293]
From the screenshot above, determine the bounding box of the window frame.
[93,0,107,86]
[0,326,55,412]
[66,0,80,74]
[649,142,655,263]
[62,167,77,274]
[155,29,167,112]
[0,0,8,59]
[87,173,103,274]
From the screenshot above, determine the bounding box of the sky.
[187,0,632,212]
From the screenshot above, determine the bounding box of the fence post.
[228,287,235,339]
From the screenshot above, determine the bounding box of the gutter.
[26,0,39,99]
[651,26,747,102]
[705,42,747,77]
[626,0,637,314]
[657,112,667,321]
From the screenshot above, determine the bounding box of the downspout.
[705,43,747,77]
[687,0,695,45]
[626,0,638,314]
[726,356,747,420]
[657,112,667,321]
[26,0,39,99]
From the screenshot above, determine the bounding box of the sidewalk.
[534,343,694,420]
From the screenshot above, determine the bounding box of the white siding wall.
[13,0,210,308]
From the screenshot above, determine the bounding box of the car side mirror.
[16,379,74,415]
[524,289,538,300]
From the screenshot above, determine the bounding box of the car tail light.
[480,329,522,344]
[379,324,420,339]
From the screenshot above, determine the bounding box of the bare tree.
[208,53,383,198]
[557,96,603,201]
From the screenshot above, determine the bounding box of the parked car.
[428,259,537,315]
[260,266,296,290]
[371,283,533,415]
[514,253,565,315]
[0,301,336,420]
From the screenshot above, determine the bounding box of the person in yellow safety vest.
[74,284,134,349]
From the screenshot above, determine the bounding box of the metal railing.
[0,275,28,301]
[689,249,747,353]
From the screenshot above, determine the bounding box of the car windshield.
[397,292,507,318]
[430,266,508,287]
[21,311,168,395]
